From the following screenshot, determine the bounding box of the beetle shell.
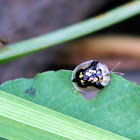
[72,60,110,93]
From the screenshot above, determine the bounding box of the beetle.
[72,60,110,93]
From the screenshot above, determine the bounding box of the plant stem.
[0,1,140,63]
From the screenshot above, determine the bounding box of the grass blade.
[0,1,140,63]
[0,90,129,140]
[0,116,67,140]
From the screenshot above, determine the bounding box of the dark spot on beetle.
[25,87,36,97]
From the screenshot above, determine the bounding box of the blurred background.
[0,0,140,85]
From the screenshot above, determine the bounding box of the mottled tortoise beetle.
[72,60,110,93]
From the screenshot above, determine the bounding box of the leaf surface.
[0,70,139,139]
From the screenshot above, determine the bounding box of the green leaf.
[0,90,127,140]
[0,70,139,139]
[0,1,140,63]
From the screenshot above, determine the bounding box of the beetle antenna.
[110,59,125,76]
[112,72,125,76]
[111,59,124,72]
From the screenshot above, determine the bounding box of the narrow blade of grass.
[0,116,67,140]
[0,1,140,63]
[0,90,129,140]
